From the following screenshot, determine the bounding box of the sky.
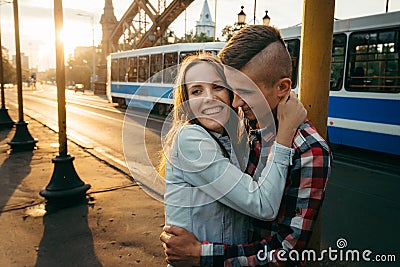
[0,0,399,71]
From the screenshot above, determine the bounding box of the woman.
[160,53,304,255]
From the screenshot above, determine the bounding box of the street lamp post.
[77,13,96,92]
[262,10,271,26]
[167,31,175,44]
[253,0,256,25]
[7,0,37,151]
[0,3,14,130]
[237,6,246,29]
[40,0,90,207]
[236,6,270,29]
[213,0,217,41]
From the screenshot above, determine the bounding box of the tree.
[193,32,214,43]
[221,23,242,42]
[1,46,15,83]
[176,30,214,43]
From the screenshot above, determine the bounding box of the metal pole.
[40,0,90,205]
[253,0,256,25]
[7,0,37,150]
[77,13,95,92]
[0,22,5,109]
[299,0,334,138]
[13,0,22,122]
[386,0,389,13]
[54,0,67,156]
[299,1,335,265]
[184,9,187,41]
[213,0,217,41]
[0,7,14,129]
[91,15,95,91]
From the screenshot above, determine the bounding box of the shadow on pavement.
[0,127,11,142]
[34,203,102,267]
[0,151,33,214]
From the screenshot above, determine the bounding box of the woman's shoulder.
[172,124,220,163]
[177,124,212,140]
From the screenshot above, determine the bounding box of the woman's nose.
[204,87,216,99]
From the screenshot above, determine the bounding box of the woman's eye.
[214,85,225,91]
[236,88,252,95]
[191,89,202,95]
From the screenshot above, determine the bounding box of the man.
[160,25,332,266]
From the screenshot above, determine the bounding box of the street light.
[263,10,271,26]
[76,13,96,92]
[237,6,246,29]
[167,31,175,44]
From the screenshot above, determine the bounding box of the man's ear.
[276,78,292,98]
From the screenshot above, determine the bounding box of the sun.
[61,20,94,58]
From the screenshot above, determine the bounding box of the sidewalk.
[0,107,165,267]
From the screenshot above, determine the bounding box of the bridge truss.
[109,0,194,52]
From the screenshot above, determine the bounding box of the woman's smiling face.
[185,62,231,134]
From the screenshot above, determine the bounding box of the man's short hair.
[219,25,291,87]
[219,25,287,69]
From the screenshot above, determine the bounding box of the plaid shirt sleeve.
[200,120,332,267]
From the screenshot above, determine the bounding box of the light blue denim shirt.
[164,125,294,265]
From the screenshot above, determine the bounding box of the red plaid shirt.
[200,120,332,267]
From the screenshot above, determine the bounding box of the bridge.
[95,0,194,94]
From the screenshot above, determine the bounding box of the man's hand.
[160,225,202,267]
[276,91,307,147]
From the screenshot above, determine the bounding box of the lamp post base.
[40,155,91,206]
[0,108,15,130]
[7,121,38,151]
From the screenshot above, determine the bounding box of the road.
[5,84,165,197]
[4,84,399,266]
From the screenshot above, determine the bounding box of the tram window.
[128,57,138,82]
[285,39,300,89]
[346,28,400,93]
[163,52,178,84]
[119,58,128,82]
[179,51,198,63]
[206,50,219,55]
[111,59,119,82]
[330,34,346,91]
[138,55,149,82]
[150,54,163,83]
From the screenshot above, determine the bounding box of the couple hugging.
[158,25,332,267]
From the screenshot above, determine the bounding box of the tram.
[106,42,225,114]
[107,11,400,155]
[282,11,400,155]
